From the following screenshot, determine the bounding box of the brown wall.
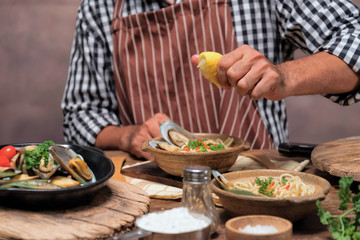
[0,0,359,146]
[0,0,82,144]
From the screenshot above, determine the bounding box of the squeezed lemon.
[197,51,222,88]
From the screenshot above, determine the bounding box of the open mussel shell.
[0,169,22,179]
[0,179,62,190]
[160,120,197,147]
[49,145,93,185]
[32,166,59,180]
[148,140,181,152]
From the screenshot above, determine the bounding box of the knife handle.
[278,142,317,158]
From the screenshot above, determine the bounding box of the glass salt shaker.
[181,165,219,233]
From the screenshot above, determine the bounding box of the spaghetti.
[234,173,315,197]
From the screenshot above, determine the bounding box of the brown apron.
[111,0,274,149]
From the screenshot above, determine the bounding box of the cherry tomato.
[0,155,10,168]
[0,145,16,160]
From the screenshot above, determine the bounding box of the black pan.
[0,143,114,209]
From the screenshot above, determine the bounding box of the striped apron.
[111,0,274,149]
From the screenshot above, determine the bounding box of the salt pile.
[136,207,211,234]
[239,224,278,234]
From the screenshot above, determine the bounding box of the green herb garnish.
[188,139,205,149]
[210,144,225,151]
[187,139,225,152]
[255,177,274,197]
[281,176,288,185]
[199,146,208,152]
[23,140,54,169]
[317,176,360,240]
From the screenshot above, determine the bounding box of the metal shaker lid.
[183,165,211,183]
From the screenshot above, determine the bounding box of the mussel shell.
[160,120,197,146]
[148,140,163,149]
[32,166,59,180]
[0,169,22,179]
[148,140,181,152]
[0,179,62,190]
[158,142,181,152]
[49,145,93,185]
[167,129,190,147]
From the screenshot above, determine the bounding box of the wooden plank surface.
[311,136,360,181]
[107,150,347,239]
[0,180,150,240]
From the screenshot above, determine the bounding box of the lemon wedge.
[197,51,222,88]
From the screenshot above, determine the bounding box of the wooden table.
[105,150,345,240]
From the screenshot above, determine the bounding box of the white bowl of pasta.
[211,169,331,222]
[142,133,249,177]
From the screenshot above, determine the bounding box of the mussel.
[148,140,181,152]
[160,121,197,147]
[49,145,94,185]
[0,179,62,190]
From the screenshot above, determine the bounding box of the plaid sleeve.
[276,0,360,105]
[61,0,120,146]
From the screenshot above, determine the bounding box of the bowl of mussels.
[0,141,114,209]
[142,121,250,177]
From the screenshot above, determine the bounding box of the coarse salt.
[239,224,278,234]
[136,207,211,234]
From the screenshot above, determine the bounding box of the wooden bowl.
[142,133,249,177]
[225,215,292,240]
[211,170,331,222]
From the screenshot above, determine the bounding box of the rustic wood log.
[0,180,150,240]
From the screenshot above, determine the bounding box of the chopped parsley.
[255,177,274,197]
[185,139,226,152]
[210,144,225,151]
[281,176,288,185]
[23,140,54,169]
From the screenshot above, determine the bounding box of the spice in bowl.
[238,224,278,234]
[136,207,211,234]
[225,215,292,240]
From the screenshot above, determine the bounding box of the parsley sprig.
[317,176,360,240]
[255,177,274,197]
[23,140,54,169]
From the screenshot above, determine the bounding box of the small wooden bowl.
[226,215,292,240]
[142,133,249,177]
[212,170,331,222]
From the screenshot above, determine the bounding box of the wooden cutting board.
[311,136,360,181]
[0,180,150,240]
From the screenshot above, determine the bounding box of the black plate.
[0,143,114,209]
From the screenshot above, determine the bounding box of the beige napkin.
[229,151,310,172]
[120,161,183,199]
[125,176,183,199]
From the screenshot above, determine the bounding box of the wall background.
[1,0,360,146]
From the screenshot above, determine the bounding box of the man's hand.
[128,113,170,160]
[95,113,170,160]
[192,45,359,100]
[216,45,289,100]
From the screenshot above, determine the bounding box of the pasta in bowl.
[211,169,331,222]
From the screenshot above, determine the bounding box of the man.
[62,0,360,160]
